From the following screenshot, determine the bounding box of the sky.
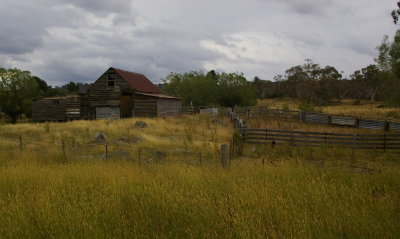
[0,0,398,86]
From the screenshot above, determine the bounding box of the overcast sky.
[0,0,397,85]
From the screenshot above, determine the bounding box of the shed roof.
[35,95,80,101]
[112,67,161,94]
[134,92,181,100]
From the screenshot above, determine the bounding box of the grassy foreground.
[0,116,399,238]
[0,162,399,238]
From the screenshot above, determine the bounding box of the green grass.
[0,115,399,238]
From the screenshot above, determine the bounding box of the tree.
[376,30,400,106]
[279,59,342,104]
[0,68,39,123]
[350,65,383,102]
[375,30,400,76]
[217,72,257,107]
[392,1,400,24]
[162,71,257,107]
[66,82,79,93]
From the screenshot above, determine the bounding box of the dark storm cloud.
[0,0,90,55]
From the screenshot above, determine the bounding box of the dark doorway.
[120,94,133,118]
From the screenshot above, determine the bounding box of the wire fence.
[0,134,233,168]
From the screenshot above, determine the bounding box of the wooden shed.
[88,67,181,119]
[32,95,85,122]
[134,92,182,117]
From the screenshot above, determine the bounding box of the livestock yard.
[0,101,399,238]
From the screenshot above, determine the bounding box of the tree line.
[161,71,257,107]
[251,29,400,106]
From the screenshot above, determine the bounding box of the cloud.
[59,0,134,15]
[0,0,397,85]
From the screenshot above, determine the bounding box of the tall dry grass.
[0,113,399,238]
[259,98,400,119]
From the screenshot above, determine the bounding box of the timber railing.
[228,107,400,151]
[228,108,247,129]
[241,128,400,151]
[233,106,400,132]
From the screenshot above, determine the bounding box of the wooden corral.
[32,95,86,122]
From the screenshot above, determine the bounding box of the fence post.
[105,145,108,160]
[327,116,332,125]
[19,136,23,153]
[138,148,141,165]
[61,140,67,162]
[355,118,360,128]
[265,129,268,142]
[300,111,305,122]
[220,144,229,169]
[384,122,390,132]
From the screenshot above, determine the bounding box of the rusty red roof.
[112,67,161,93]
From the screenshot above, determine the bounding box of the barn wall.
[32,99,67,121]
[88,68,131,108]
[157,98,181,117]
[65,97,81,120]
[95,107,121,119]
[32,96,82,122]
[133,94,157,117]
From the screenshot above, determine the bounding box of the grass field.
[259,98,400,119]
[0,111,399,238]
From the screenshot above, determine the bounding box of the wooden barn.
[32,67,181,121]
[88,67,181,119]
[32,95,87,122]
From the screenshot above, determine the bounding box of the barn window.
[107,73,115,87]
[53,100,59,105]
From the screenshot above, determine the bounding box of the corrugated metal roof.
[134,92,181,100]
[112,67,161,93]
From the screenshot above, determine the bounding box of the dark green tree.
[66,82,79,93]
[162,71,257,107]
[0,68,39,123]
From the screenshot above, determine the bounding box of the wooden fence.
[233,106,400,132]
[241,128,400,150]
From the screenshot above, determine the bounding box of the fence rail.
[233,106,400,132]
[241,128,400,150]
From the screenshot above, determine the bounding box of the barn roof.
[111,67,161,94]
